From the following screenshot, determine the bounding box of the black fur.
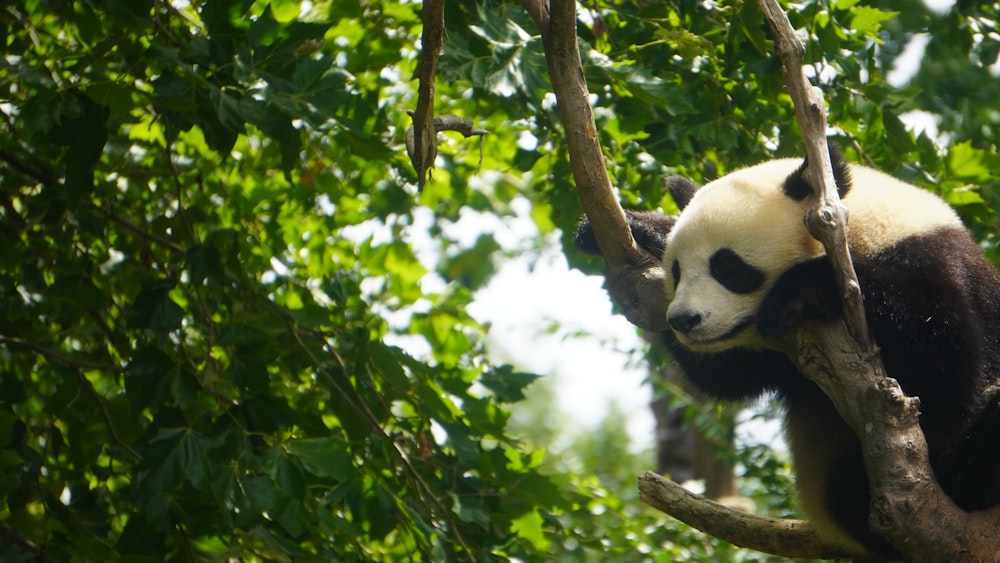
[709,248,765,294]
[665,175,698,211]
[760,227,1000,557]
[949,388,1000,509]
[757,257,840,337]
[575,209,676,260]
[783,144,853,201]
[826,443,896,557]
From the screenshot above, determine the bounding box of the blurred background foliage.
[0,0,997,561]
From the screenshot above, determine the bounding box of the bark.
[520,0,669,333]
[410,0,445,190]
[637,471,852,559]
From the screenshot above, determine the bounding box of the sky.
[462,202,655,449]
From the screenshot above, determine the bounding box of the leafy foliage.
[0,0,998,561]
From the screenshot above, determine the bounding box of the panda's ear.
[783,144,853,201]
[574,210,675,260]
[664,175,698,211]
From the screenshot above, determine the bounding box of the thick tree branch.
[637,471,853,560]
[522,0,668,331]
[793,322,1000,561]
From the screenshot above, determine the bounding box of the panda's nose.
[668,312,702,334]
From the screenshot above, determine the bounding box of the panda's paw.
[758,257,841,337]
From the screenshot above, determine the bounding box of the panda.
[575,149,1000,558]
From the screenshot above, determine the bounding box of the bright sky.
[464,213,654,449]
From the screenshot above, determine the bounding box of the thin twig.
[101,206,186,254]
[0,147,60,187]
[0,334,119,372]
[0,520,52,563]
[0,334,142,461]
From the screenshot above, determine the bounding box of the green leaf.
[442,235,501,288]
[97,0,154,24]
[948,141,999,183]
[49,92,109,200]
[270,0,301,23]
[284,437,356,481]
[452,493,491,530]
[479,366,539,403]
[850,6,898,38]
[511,509,551,551]
[125,346,175,411]
[126,279,185,334]
[369,342,410,389]
[138,428,214,502]
[882,109,916,155]
[210,88,247,133]
[339,128,393,161]
[185,242,223,284]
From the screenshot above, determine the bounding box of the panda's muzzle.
[668,312,755,347]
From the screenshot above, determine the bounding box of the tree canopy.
[1,0,999,561]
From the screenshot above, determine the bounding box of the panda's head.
[661,157,850,352]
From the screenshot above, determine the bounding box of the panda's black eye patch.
[671,259,681,289]
[710,249,764,294]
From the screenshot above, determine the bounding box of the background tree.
[1,0,998,561]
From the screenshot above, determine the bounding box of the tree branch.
[792,322,1000,561]
[405,113,490,173]
[755,0,870,350]
[0,520,51,563]
[637,471,853,559]
[522,0,668,332]
[410,0,445,191]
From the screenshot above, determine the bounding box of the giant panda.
[575,149,1000,558]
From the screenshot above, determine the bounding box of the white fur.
[662,158,961,352]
